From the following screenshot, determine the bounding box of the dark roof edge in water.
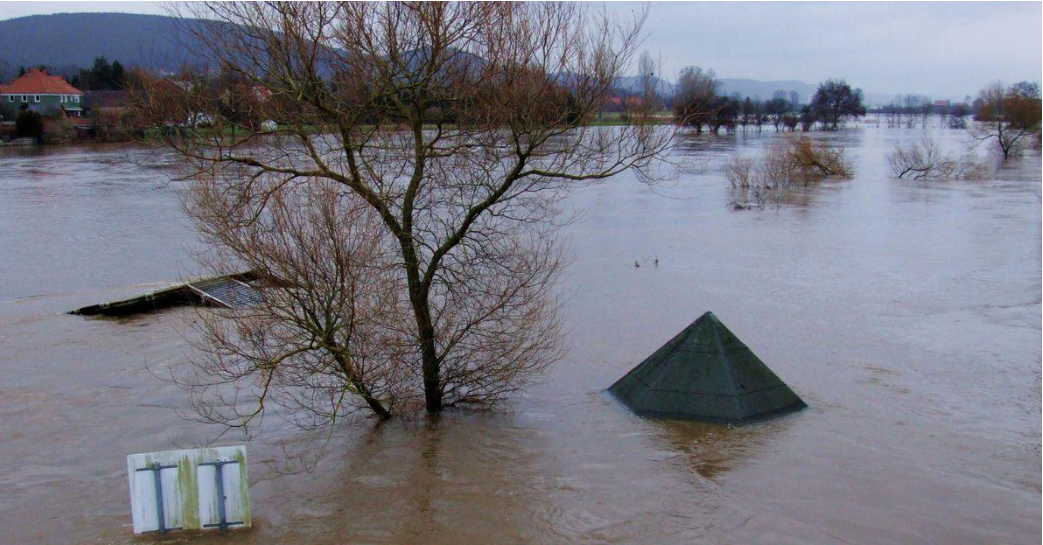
[68,270,259,317]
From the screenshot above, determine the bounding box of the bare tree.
[971,81,1042,158]
[182,181,407,425]
[726,135,852,190]
[902,95,931,129]
[133,2,672,425]
[636,50,664,112]
[887,136,988,180]
[672,65,719,133]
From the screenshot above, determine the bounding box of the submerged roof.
[608,312,806,424]
[69,271,262,317]
[0,68,83,95]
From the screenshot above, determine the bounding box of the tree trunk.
[400,237,443,413]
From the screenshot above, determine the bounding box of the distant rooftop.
[0,68,83,95]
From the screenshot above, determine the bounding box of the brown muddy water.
[0,126,1039,544]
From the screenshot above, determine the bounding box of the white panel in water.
[126,446,250,534]
[197,460,247,527]
[128,463,183,532]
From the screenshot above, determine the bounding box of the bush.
[15,110,44,140]
[726,136,852,190]
[0,101,18,122]
[725,157,756,188]
[785,136,852,178]
[887,137,988,180]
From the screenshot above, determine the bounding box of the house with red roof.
[0,68,84,117]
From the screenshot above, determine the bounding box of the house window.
[34,95,40,102]
[22,95,27,102]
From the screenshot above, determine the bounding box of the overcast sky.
[2,1,1039,99]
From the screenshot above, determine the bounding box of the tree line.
[0,56,127,91]
[669,67,867,133]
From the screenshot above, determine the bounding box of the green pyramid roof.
[608,312,806,424]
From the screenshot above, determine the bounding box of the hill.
[0,13,209,77]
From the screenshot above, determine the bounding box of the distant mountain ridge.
[2,12,900,105]
[0,13,209,77]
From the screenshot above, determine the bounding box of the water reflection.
[649,418,787,481]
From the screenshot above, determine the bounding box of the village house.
[0,68,84,117]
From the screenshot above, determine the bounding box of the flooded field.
[0,126,1039,544]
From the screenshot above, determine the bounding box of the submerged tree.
[887,136,987,180]
[726,135,852,190]
[810,79,866,130]
[134,2,671,427]
[673,65,720,132]
[971,81,1041,158]
[725,135,851,209]
[765,91,792,131]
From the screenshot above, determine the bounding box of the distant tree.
[971,81,1042,158]
[810,79,866,130]
[111,60,126,87]
[882,95,902,128]
[947,102,969,129]
[1009,81,1041,98]
[765,90,791,131]
[18,65,25,77]
[789,90,800,108]
[673,66,719,133]
[15,109,44,140]
[707,94,740,133]
[798,105,817,132]
[636,51,662,111]
[740,97,755,131]
[902,95,931,129]
[78,57,126,90]
[212,69,264,131]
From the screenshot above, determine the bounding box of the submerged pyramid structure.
[609,312,806,424]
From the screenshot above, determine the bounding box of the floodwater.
[0,125,1039,544]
